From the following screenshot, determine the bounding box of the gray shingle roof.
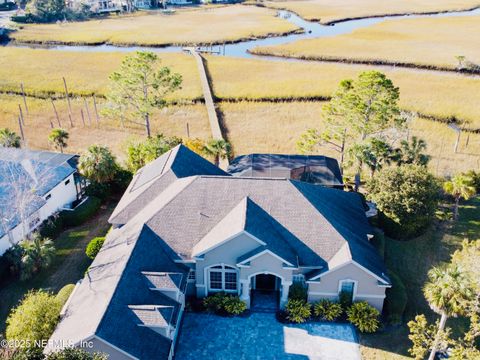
[0,148,77,237]
[228,153,343,187]
[109,144,228,225]
[143,271,184,290]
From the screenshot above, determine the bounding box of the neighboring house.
[0,148,84,255]
[66,0,123,13]
[228,153,344,189]
[47,145,390,359]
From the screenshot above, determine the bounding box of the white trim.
[193,230,266,257]
[237,249,294,267]
[195,283,206,288]
[309,260,390,285]
[149,287,179,292]
[356,293,386,299]
[247,270,285,283]
[206,263,239,294]
[308,291,338,296]
[174,259,196,264]
[338,279,358,301]
[93,335,138,360]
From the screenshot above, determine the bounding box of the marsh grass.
[262,0,480,24]
[10,6,299,46]
[0,48,202,100]
[0,94,211,159]
[206,56,480,128]
[252,15,480,71]
[219,101,480,176]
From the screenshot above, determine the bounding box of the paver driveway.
[175,312,361,360]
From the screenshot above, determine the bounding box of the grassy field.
[206,56,480,128]
[219,101,480,176]
[0,94,211,160]
[252,15,480,71]
[262,0,480,24]
[360,196,480,359]
[0,201,116,333]
[10,5,299,46]
[0,48,202,99]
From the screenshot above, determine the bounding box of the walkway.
[185,47,229,170]
[175,312,361,360]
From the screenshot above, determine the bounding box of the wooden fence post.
[93,96,100,126]
[63,77,74,127]
[51,99,61,127]
[84,98,92,126]
[80,109,86,127]
[18,104,25,126]
[20,83,28,114]
[18,115,25,141]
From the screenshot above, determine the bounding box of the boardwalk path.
[185,47,229,170]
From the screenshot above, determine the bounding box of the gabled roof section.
[142,271,184,291]
[191,197,265,257]
[109,144,228,225]
[129,305,174,329]
[192,197,299,267]
[46,224,188,359]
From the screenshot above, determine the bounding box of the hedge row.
[39,196,101,238]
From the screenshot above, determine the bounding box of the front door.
[255,274,277,291]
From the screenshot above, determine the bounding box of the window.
[208,265,237,292]
[292,274,305,283]
[188,270,196,281]
[339,280,356,303]
[64,179,70,186]
[45,194,52,200]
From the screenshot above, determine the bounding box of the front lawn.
[0,200,116,334]
[359,196,480,359]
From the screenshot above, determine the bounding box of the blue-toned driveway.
[175,312,361,360]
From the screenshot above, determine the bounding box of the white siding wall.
[0,173,78,255]
[307,262,387,311]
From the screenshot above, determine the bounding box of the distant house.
[228,153,344,189]
[47,145,389,359]
[0,148,84,255]
[66,0,123,13]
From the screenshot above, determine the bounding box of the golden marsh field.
[252,15,480,70]
[10,5,299,46]
[262,0,480,23]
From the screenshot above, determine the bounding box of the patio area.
[175,312,361,360]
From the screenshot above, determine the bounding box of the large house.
[47,145,390,359]
[0,148,84,255]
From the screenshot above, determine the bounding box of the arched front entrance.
[250,273,283,312]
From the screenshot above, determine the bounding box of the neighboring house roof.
[0,148,77,238]
[109,144,229,225]
[228,153,343,187]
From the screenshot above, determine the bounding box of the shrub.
[56,284,76,306]
[222,295,247,315]
[367,164,440,239]
[85,237,105,260]
[285,299,311,323]
[6,290,61,344]
[313,299,343,321]
[288,282,307,301]
[347,301,380,333]
[0,254,10,284]
[110,168,133,195]
[60,196,101,227]
[39,214,64,239]
[203,293,227,313]
[384,271,407,325]
[202,293,246,315]
[46,347,108,360]
[85,182,111,201]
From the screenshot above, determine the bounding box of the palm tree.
[443,173,476,220]
[394,136,430,166]
[0,128,21,148]
[48,128,69,153]
[203,139,231,166]
[20,233,55,280]
[78,145,118,184]
[423,264,474,360]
